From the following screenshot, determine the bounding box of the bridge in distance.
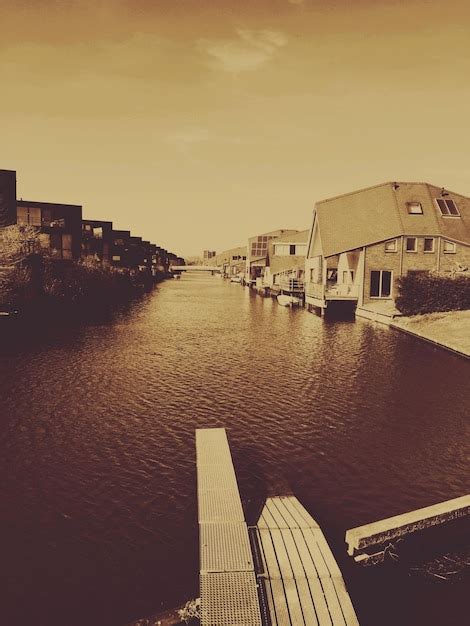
[170,265,222,272]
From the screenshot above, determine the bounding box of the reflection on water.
[0,273,469,625]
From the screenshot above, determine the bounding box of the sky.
[2,0,470,257]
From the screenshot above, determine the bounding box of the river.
[1,273,469,626]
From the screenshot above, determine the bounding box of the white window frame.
[407,202,423,214]
[384,239,397,253]
[370,270,393,299]
[435,198,460,217]
[423,237,435,253]
[443,240,456,254]
[405,237,417,252]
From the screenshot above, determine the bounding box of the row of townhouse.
[0,169,184,276]
[209,181,470,320]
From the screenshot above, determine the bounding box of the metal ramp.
[196,428,263,626]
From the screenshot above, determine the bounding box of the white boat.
[277,294,301,307]
[230,276,242,283]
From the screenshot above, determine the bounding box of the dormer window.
[436,198,460,216]
[407,202,423,214]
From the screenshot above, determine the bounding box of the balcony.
[278,277,304,293]
[306,282,359,301]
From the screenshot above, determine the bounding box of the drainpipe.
[399,236,404,277]
[358,247,366,308]
[437,237,441,272]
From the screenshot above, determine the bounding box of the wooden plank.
[283,578,306,626]
[291,528,320,579]
[270,528,295,578]
[270,579,292,626]
[289,496,320,528]
[280,529,306,578]
[311,528,343,579]
[258,529,282,579]
[280,497,317,528]
[301,528,330,579]
[260,503,279,529]
[257,512,268,529]
[269,529,305,625]
[295,577,320,626]
[307,577,333,626]
[266,498,290,528]
[272,497,302,528]
[345,494,470,556]
[332,577,360,626]
[321,577,347,626]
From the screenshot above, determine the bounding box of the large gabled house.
[305,181,470,321]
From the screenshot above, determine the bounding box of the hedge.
[396,272,470,316]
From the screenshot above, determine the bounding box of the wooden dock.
[254,496,359,626]
[345,494,470,564]
[196,428,263,626]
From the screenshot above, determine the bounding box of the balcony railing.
[278,277,304,292]
[306,282,359,300]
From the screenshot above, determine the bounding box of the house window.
[50,233,73,259]
[406,237,417,252]
[384,239,397,252]
[290,244,296,255]
[93,227,103,239]
[423,238,435,253]
[443,240,456,253]
[370,270,392,298]
[407,202,423,214]
[436,198,460,216]
[62,234,73,259]
[274,244,289,256]
[17,206,41,226]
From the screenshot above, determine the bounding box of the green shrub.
[396,272,470,316]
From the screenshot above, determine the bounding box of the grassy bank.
[391,310,470,357]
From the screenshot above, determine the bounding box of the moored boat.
[277,294,301,307]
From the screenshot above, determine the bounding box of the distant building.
[305,181,470,321]
[203,250,216,263]
[263,230,309,290]
[212,246,247,277]
[246,229,299,285]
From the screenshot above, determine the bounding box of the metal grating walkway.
[256,496,360,626]
[196,428,262,626]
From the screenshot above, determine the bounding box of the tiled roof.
[316,182,470,257]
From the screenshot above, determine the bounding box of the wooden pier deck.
[254,496,359,626]
[345,494,470,563]
[196,428,262,626]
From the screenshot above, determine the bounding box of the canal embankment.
[390,310,470,358]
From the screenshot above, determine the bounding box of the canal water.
[1,273,468,626]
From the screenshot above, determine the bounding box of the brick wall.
[362,237,470,304]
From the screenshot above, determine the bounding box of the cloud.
[166,127,245,157]
[197,29,288,73]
